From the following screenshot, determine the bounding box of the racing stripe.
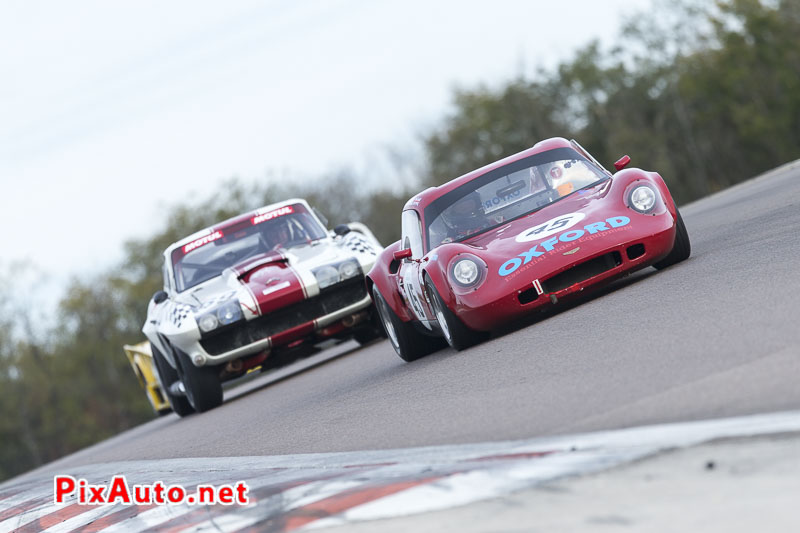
[229,251,286,278]
[285,262,308,299]
[240,283,261,318]
[238,255,305,316]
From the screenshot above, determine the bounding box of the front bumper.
[183,279,372,366]
[456,222,676,331]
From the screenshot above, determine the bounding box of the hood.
[175,238,374,319]
[282,241,355,268]
[456,180,632,280]
[173,251,303,317]
[231,251,305,315]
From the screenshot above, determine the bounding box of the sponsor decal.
[401,278,427,322]
[252,205,294,225]
[183,231,223,254]
[533,279,544,295]
[483,189,521,211]
[262,280,291,296]
[499,215,630,277]
[483,178,533,214]
[515,213,586,243]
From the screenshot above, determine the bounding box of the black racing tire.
[353,327,380,345]
[425,278,487,351]
[151,344,194,417]
[654,208,691,270]
[174,349,223,413]
[372,286,442,362]
[353,309,388,345]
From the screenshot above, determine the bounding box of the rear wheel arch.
[370,273,416,323]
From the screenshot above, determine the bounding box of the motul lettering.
[183,231,223,254]
[252,205,294,225]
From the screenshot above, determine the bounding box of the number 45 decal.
[515,213,586,243]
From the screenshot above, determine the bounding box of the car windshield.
[425,147,607,250]
[170,204,327,292]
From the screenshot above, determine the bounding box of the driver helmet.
[441,191,486,236]
[266,219,294,249]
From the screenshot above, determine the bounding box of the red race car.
[367,137,690,361]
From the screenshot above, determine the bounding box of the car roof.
[403,137,574,215]
[163,198,314,257]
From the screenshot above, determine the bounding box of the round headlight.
[315,265,340,289]
[629,185,657,213]
[338,260,359,280]
[198,313,219,333]
[216,301,242,325]
[452,259,479,286]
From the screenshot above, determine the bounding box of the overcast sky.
[1,0,651,296]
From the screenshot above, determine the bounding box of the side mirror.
[152,290,168,304]
[333,224,351,236]
[614,155,631,171]
[393,248,413,261]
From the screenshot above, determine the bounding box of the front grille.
[201,279,367,355]
[541,251,622,294]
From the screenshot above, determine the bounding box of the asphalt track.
[30,161,800,474]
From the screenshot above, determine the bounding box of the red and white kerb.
[183,231,224,254]
[252,205,294,226]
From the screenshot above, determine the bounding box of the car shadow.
[489,267,658,340]
[218,340,368,406]
[384,268,661,365]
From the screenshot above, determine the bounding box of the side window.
[401,210,424,259]
[162,261,171,292]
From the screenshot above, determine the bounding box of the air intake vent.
[517,287,539,305]
[542,252,622,294]
[626,243,645,260]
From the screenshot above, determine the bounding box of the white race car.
[143,198,383,416]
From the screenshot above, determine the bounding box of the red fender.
[611,168,679,218]
[420,243,487,324]
[366,240,416,322]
